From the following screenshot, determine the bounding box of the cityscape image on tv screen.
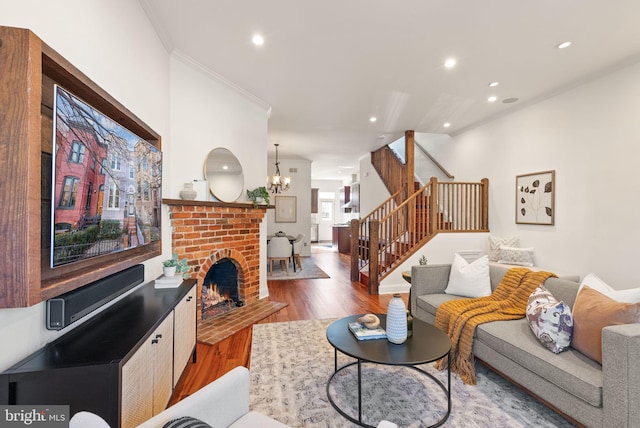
[51,85,162,267]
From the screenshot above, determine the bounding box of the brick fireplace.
[165,200,267,322]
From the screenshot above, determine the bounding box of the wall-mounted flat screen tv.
[51,85,162,268]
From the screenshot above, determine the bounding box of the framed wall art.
[275,196,297,223]
[516,170,555,225]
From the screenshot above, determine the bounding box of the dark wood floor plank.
[170,247,408,405]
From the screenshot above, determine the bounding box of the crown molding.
[172,50,272,116]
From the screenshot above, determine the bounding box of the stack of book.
[348,322,387,340]
[154,275,183,289]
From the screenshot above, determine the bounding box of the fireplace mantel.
[163,198,273,209]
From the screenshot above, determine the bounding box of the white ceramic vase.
[179,182,197,200]
[386,294,408,344]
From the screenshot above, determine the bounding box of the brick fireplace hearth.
[165,199,267,322]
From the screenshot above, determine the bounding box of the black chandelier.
[266,143,290,193]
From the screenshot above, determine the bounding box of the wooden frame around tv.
[0,26,161,308]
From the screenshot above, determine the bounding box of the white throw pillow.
[579,272,640,303]
[445,253,491,298]
[488,236,519,262]
[498,245,535,267]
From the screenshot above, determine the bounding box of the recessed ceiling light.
[502,97,519,104]
[489,81,499,87]
[444,58,457,68]
[443,122,451,128]
[557,41,572,49]
[222,165,228,170]
[369,116,377,123]
[378,135,386,139]
[252,34,264,46]
[488,96,497,103]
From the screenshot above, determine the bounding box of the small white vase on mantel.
[179,182,197,200]
[386,294,408,344]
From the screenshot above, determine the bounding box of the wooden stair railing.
[350,189,402,283]
[352,177,489,294]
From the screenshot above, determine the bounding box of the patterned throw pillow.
[526,285,573,353]
[163,416,212,428]
[498,245,535,267]
[488,235,519,261]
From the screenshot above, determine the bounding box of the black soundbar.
[46,264,145,330]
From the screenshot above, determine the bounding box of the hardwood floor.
[170,245,408,404]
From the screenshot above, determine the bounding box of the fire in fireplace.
[201,258,244,320]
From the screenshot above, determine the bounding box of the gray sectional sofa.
[410,263,640,428]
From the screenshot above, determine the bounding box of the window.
[142,155,148,171]
[59,176,80,208]
[321,200,333,221]
[108,182,120,208]
[69,141,85,164]
[144,181,149,200]
[129,163,134,179]
[100,158,107,174]
[110,155,121,171]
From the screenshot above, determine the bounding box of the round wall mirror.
[204,147,244,202]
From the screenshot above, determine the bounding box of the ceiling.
[140,0,640,180]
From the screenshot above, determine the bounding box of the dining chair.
[292,233,305,271]
[267,236,292,274]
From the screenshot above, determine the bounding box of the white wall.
[420,59,640,289]
[359,153,391,215]
[0,0,170,371]
[168,54,269,200]
[266,158,312,256]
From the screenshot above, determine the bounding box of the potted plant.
[162,258,178,277]
[162,253,191,278]
[247,186,270,208]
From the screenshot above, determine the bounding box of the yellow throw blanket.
[434,268,557,385]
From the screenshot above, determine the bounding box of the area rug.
[267,257,330,280]
[249,319,576,428]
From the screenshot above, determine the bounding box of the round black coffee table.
[326,314,451,428]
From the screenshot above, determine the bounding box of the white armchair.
[137,367,287,428]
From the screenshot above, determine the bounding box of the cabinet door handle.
[186,296,192,302]
[152,339,159,344]
[155,334,162,339]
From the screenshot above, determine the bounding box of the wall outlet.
[304,242,308,246]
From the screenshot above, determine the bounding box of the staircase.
[351,131,489,293]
